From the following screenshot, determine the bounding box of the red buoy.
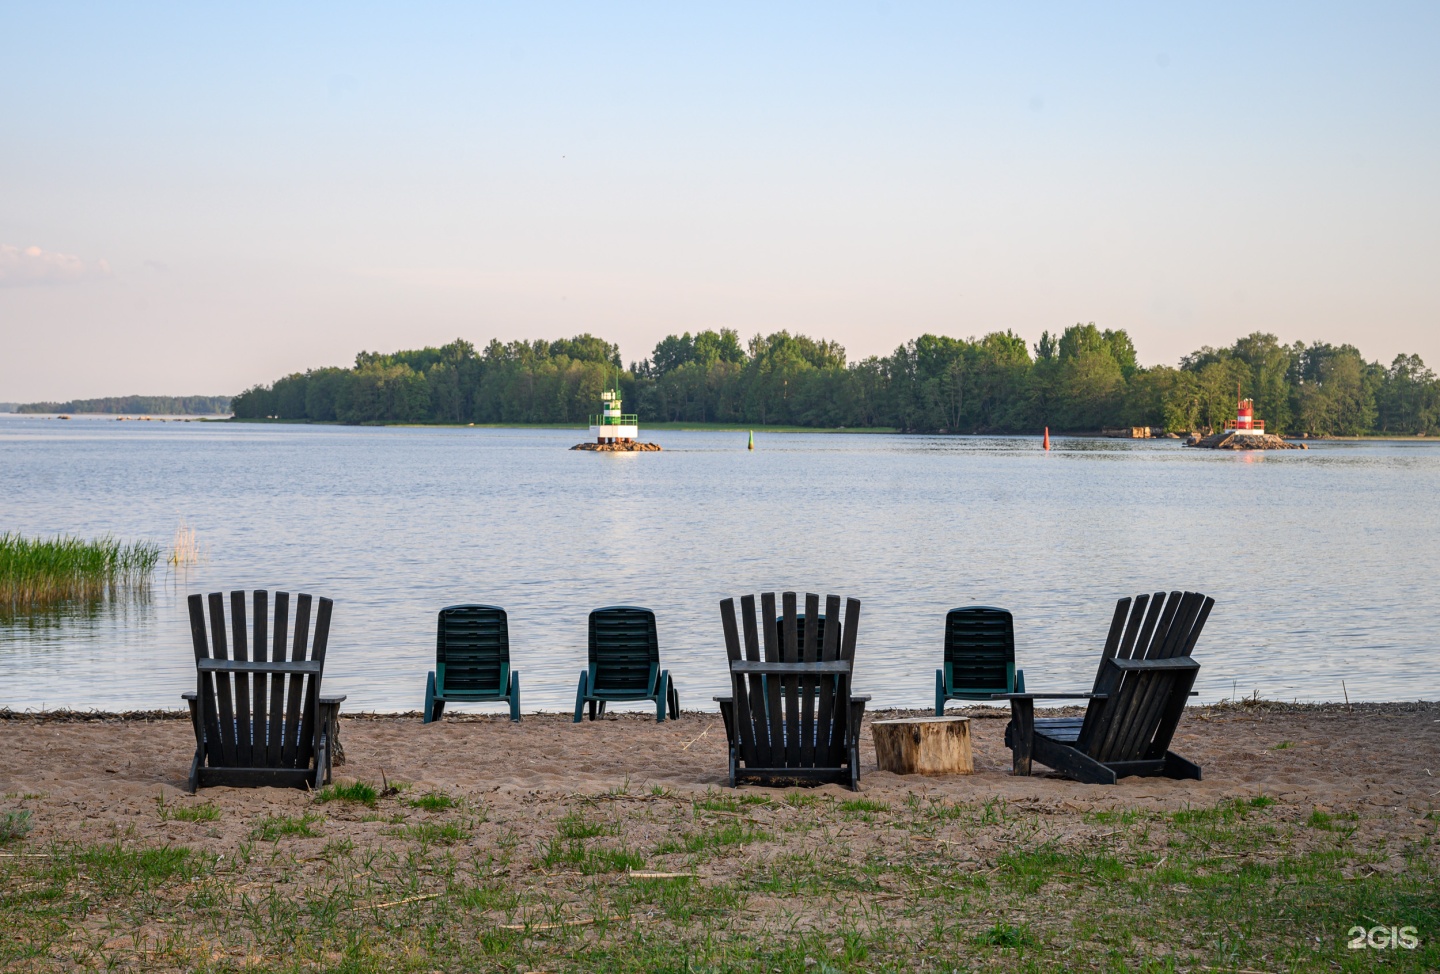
[1043,426,1050,451]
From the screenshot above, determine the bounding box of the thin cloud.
[0,243,112,287]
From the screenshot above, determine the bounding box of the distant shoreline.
[6,413,1435,441]
[217,417,1438,441]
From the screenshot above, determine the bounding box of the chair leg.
[934,669,946,716]
[656,671,669,722]
[321,700,344,767]
[573,672,588,723]
[1163,751,1202,780]
[424,671,438,724]
[1008,698,1035,776]
[185,696,203,792]
[314,734,329,789]
[509,672,521,722]
[668,682,680,720]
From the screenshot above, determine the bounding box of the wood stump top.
[872,715,973,776]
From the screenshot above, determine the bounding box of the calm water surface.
[1,415,1436,712]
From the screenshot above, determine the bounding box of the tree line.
[17,395,232,415]
[230,325,1440,436]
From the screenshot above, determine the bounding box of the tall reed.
[167,519,201,566]
[0,533,161,606]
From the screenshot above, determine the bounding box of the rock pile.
[1185,432,1306,450]
[571,441,662,452]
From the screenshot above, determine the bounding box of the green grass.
[654,822,770,856]
[250,812,322,841]
[556,812,613,840]
[318,780,380,807]
[397,821,469,846]
[407,791,456,811]
[692,791,771,814]
[976,921,1038,949]
[0,809,31,844]
[156,796,220,822]
[2,792,1436,973]
[0,533,160,605]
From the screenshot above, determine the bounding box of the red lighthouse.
[1224,386,1265,437]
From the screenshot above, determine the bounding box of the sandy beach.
[4,701,1436,855]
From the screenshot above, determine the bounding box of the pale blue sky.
[2,2,1437,400]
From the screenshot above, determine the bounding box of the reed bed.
[0,533,160,606]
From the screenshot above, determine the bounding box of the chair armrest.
[713,695,734,703]
[181,692,197,701]
[319,695,347,704]
[990,692,1108,700]
[852,695,873,702]
[1107,657,1199,672]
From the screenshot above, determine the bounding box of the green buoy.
[747,430,754,451]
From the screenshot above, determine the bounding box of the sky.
[2,2,1438,401]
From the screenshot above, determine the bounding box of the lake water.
[1,414,1436,714]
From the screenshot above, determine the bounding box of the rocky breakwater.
[1185,431,1307,450]
[571,441,662,452]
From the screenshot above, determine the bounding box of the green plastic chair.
[574,606,679,722]
[935,605,1024,714]
[424,604,520,722]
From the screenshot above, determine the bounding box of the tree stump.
[872,716,973,775]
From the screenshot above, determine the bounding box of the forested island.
[230,325,1440,436]
[16,395,232,415]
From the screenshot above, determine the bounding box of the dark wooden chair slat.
[230,591,252,766]
[206,592,238,768]
[296,597,332,770]
[815,594,842,766]
[740,595,769,767]
[716,591,867,790]
[282,594,312,768]
[1116,592,1202,758]
[760,593,783,755]
[187,594,224,770]
[799,593,819,767]
[781,593,800,768]
[1078,596,1138,751]
[1003,591,1210,785]
[183,590,342,793]
[251,591,269,767]
[1130,595,1212,757]
[267,591,289,767]
[720,599,758,769]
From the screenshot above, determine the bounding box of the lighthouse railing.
[590,413,639,426]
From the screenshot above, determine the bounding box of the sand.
[2,701,1436,852]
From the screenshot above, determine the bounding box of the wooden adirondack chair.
[573,606,679,722]
[995,590,1213,785]
[182,591,345,792]
[935,605,1025,714]
[424,604,520,722]
[715,592,870,790]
